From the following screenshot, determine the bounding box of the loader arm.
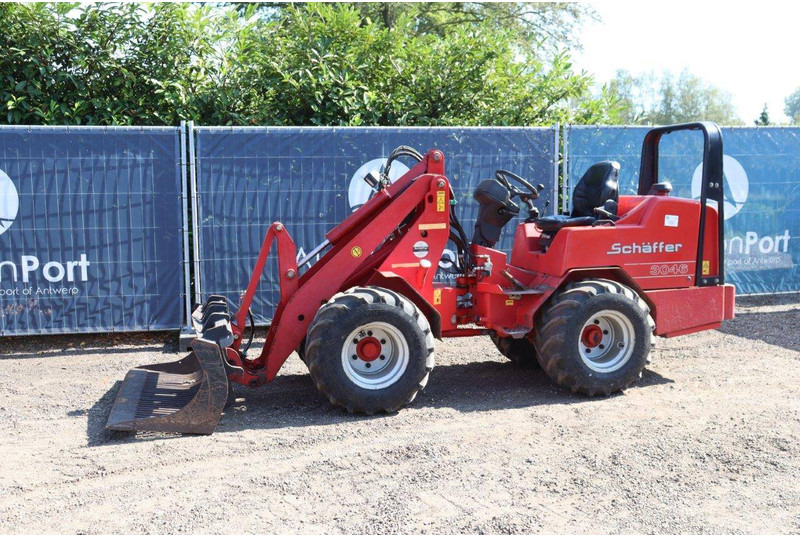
[231,149,450,386]
[107,149,450,434]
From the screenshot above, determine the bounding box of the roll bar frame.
[637,122,725,286]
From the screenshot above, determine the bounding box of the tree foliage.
[754,104,771,126]
[0,2,612,127]
[0,3,226,125]
[785,88,800,125]
[604,69,743,126]
[304,3,595,54]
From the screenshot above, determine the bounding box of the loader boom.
[228,149,450,386]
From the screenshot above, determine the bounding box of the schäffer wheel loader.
[107,122,735,434]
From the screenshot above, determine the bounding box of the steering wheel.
[495,169,543,204]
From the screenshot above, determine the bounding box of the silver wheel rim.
[341,322,409,390]
[578,310,635,373]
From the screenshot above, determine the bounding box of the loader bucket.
[106,296,237,435]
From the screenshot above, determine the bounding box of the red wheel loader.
[107,122,735,434]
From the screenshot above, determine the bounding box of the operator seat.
[534,161,620,232]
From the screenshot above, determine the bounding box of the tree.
[243,2,597,55]
[233,4,598,126]
[786,88,800,124]
[754,104,771,126]
[604,69,743,125]
[602,70,656,124]
[0,2,609,127]
[0,3,233,125]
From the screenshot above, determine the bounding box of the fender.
[559,266,656,315]
[368,271,443,339]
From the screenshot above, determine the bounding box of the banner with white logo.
[193,126,558,323]
[0,126,186,335]
[565,126,800,295]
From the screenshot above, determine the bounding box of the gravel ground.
[0,294,798,534]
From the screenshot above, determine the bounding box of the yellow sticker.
[702,260,710,275]
[391,262,420,268]
[436,191,446,212]
[418,222,447,230]
[505,299,514,306]
[351,246,363,258]
[433,289,442,305]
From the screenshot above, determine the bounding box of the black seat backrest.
[571,161,620,218]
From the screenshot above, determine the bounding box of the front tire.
[305,286,435,414]
[534,279,655,396]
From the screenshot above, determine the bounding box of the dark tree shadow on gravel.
[85,381,126,446]
[736,293,800,308]
[0,331,178,360]
[210,360,674,434]
[85,358,674,441]
[718,308,800,352]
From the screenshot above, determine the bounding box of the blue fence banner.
[565,126,800,295]
[192,126,558,323]
[0,126,187,335]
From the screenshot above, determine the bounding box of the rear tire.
[489,333,540,368]
[305,286,435,414]
[534,279,655,396]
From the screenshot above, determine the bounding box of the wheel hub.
[341,322,410,390]
[356,336,382,362]
[578,310,636,373]
[581,325,603,348]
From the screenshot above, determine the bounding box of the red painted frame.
[222,150,734,388]
[226,150,448,386]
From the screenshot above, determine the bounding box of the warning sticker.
[436,191,446,212]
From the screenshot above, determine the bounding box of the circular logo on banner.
[691,155,748,220]
[348,158,410,211]
[0,169,19,236]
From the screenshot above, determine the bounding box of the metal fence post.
[188,121,202,307]
[179,121,194,346]
[561,125,570,214]
[553,123,560,216]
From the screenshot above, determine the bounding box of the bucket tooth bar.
[105,296,240,435]
[192,295,235,348]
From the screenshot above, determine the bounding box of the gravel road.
[0,295,798,534]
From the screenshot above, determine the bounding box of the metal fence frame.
[188,124,561,314]
[187,121,202,308]
[179,121,192,333]
[4,122,795,337]
[0,124,191,335]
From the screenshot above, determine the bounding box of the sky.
[573,0,799,123]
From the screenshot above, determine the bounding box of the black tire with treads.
[489,333,540,368]
[533,279,655,396]
[304,286,435,414]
